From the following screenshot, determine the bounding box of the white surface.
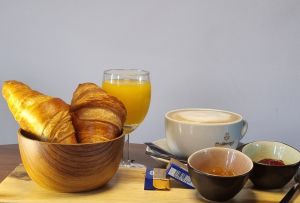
[0,1,299,149]
[242,141,300,164]
[166,112,246,157]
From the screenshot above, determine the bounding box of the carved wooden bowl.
[18,129,124,192]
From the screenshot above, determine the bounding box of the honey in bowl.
[188,148,253,202]
[202,166,236,176]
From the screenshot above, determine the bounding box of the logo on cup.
[215,132,234,147]
[224,132,230,141]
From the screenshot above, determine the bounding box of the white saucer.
[145,138,172,164]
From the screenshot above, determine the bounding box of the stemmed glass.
[102,69,151,167]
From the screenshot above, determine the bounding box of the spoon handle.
[145,151,187,164]
[144,142,174,157]
[279,182,299,203]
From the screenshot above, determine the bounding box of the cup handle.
[241,120,248,138]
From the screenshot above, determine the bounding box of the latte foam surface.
[169,110,240,124]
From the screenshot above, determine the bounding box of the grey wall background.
[1,0,299,149]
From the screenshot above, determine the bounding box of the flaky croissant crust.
[71,82,127,143]
[2,80,77,144]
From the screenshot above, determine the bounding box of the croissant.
[71,82,126,143]
[2,80,77,144]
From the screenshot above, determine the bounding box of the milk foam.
[170,110,240,124]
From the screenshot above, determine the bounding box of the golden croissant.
[2,80,77,144]
[71,82,126,143]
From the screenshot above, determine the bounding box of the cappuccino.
[165,108,248,157]
[168,109,241,124]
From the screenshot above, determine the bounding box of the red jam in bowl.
[258,158,285,166]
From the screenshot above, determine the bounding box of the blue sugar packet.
[166,158,194,189]
[144,168,155,190]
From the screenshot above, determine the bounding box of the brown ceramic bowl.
[18,129,124,192]
[188,147,253,202]
[242,141,300,189]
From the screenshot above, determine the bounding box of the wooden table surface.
[0,143,159,183]
[0,144,299,202]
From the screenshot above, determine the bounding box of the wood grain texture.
[0,143,159,183]
[18,129,124,192]
[0,164,299,203]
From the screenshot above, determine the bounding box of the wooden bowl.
[18,129,124,192]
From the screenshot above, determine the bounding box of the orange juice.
[102,79,151,126]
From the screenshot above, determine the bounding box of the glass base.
[119,160,145,168]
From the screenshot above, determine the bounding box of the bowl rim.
[187,147,253,178]
[165,108,243,126]
[18,128,125,146]
[241,140,300,167]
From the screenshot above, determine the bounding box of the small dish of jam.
[258,158,285,166]
[241,141,300,189]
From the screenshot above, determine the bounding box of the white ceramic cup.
[165,108,248,158]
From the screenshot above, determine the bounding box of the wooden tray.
[0,164,299,203]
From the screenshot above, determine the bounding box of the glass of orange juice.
[102,69,151,167]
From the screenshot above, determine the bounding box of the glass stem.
[122,134,131,166]
[127,134,130,165]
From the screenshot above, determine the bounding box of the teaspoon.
[279,167,300,203]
